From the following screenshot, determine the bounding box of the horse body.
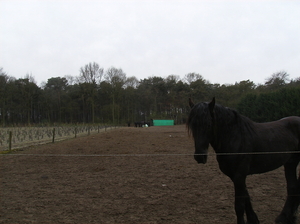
[215,116,300,176]
[187,98,300,224]
[250,118,300,174]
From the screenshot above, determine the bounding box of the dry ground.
[0,125,298,223]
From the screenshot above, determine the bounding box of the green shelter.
[152,120,174,126]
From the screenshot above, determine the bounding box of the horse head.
[187,97,215,164]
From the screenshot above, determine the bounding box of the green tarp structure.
[152,120,174,126]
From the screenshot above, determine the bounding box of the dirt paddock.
[0,125,298,223]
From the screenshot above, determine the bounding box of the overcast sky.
[1,0,300,86]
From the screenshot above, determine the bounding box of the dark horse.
[187,97,300,224]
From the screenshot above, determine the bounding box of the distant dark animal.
[134,121,143,127]
[187,97,300,224]
[134,121,151,127]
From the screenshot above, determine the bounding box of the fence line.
[0,125,118,151]
[3,151,300,157]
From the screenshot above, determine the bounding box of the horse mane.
[213,104,256,142]
[186,102,212,137]
[187,102,256,143]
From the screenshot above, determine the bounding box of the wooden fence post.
[52,128,55,143]
[9,131,12,151]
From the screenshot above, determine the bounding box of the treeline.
[1,64,300,126]
[238,87,300,122]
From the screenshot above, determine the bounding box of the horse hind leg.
[275,162,300,224]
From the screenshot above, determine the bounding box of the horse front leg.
[275,162,300,224]
[233,177,259,224]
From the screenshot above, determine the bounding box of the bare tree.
[183,72,203,84]
[165,74,180,83]
[78,62,104,123]
[25,73,36,84]
[105,67,126,88]
[265,71,290,90]
[79,62,104,84]
[64,75,76,85]
[105,67,127,123]
[125,76,139,89]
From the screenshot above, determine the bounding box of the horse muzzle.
[194,154,207,164]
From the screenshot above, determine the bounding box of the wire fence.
[3,151,300,157]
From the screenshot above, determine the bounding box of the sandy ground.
[0,125,298,223]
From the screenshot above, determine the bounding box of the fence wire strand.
[2,150,300,157]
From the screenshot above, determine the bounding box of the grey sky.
[1,0,300,86]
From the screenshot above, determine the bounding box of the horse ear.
[209,97,215,112]
[189,98,194,108]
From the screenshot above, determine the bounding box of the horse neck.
[211,107,245,151]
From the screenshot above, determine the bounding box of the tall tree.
[11,77,40,124]
[104,67,127,123]
[123,76,139,124]
[43,77,68,123]
[79,62,104,84]
[78,62,104,123]
[183,72,203,85]
[0,68,15,126]
[189,75,211,102]
[265,71,289,90]
[149,77,167,116]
